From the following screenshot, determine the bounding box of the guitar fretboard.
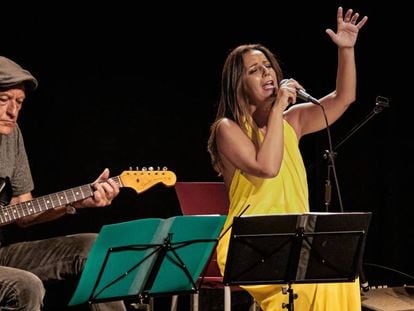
[0,176,122,225]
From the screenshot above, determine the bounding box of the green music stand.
[68,215,226,306]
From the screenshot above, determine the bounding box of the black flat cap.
[0,56,38,91]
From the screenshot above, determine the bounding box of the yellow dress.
[216,120,361,310]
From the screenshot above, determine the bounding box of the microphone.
[296,89,321,105]
[280,79,320,105]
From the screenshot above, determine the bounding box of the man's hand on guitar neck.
[6,167,175,227]
[72,168,120,210]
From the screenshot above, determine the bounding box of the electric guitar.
[0,168,177,226]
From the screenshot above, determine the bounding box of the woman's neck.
[251,100,273,128]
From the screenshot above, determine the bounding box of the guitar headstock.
[119,168,177,194]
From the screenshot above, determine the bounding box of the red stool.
[171,182,257,311]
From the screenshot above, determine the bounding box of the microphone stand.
[322,96,389,292]
[323,96,390,212]
[323,149,337,212]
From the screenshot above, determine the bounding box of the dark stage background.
[1,1,410,291]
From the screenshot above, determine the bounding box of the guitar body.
[0,169,176,226]
[0,177,12,207]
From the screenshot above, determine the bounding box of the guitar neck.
[0,176,122,226]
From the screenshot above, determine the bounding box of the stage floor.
[361,286,414,311]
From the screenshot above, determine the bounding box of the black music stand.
[223,212,372,310]
[68,215,226,307]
